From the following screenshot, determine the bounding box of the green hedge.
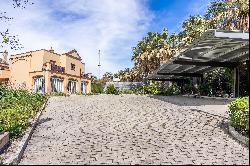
[91,83,104,94]
[164,84,181,96]
[228,97,249,137]
[106,84,119,94]
[119,89,134,94]
[132,82,160,95]
[0,86,48,139]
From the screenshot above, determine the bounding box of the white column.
[56,78,58,92]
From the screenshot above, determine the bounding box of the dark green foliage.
[91,83,104,94]
[106,85,118,94]
[228,97,249,137]
[164,83,181,96]
[239,63,249,97]
[0,86,48,139]
[50,92,65,96]
[119,89,134,94]
[198,83,211,96]
[203,68,233,96]
[132,82,160,95]
[182,80,198,95]
[143,83,160,95]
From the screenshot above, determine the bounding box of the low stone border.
[182,94,235,101]
[2,97,50,165]
[229,124,249,147]
[0,132,10,155]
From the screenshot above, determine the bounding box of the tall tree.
[205,0,249,31]
[0,0,33,53]
[102,72,113,82]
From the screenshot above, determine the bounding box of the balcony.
[50,63,65,73]
[81,73,91,79]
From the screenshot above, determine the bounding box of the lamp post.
[98,50,101,80]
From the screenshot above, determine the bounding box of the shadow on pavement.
[36,117,53,126]
[148,95,231,106]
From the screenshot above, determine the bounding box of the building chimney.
[2,50,8,62]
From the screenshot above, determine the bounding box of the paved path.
[20,95,249,165]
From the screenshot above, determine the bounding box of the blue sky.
[147,0,212,33]
[1,0,212,77]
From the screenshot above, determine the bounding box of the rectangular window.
[51,77,63,93]
[71,63,76,71]
[68,80,76,94]
[34,77,45,93]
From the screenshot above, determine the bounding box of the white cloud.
[1,0,153,77]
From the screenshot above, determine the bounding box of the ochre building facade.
[0,49,91,94]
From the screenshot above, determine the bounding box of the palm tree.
[131,29,178,80]
[179,15,207,47]
[102,72,113,82]
[205,0,249,31]
[128,0,249,85]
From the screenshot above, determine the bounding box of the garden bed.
[0,100,48,165]
[0,86,48,164]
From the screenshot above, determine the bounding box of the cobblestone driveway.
[20,95,249,165]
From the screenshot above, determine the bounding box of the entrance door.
[68,80,76,94]
[51,77,63,93]
[81,81,87,94]
[34,77,45,93]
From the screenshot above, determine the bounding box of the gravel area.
[19,95,249,165]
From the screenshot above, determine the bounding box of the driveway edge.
[229,124,249,147]
[3,97,50,165]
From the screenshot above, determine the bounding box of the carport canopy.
[148,29,249,97]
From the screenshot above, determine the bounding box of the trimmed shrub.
[164,84,181,96]
[119,89,133,94]
[228,97,249,137]
[91,83,104,94]
[132,82,161,95]
[106,84,119,94]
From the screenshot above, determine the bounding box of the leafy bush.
[204,68,233,97]
[132,86,143,95]
[198,83,211,96]
[164,84,181,96]
[91,83,104,94]
[143,84,160,95]
[106,84,119,94]
[119,89,134,94]
[228,97,249,137]
[0,86,48,138]
[50,92,65,96]
[132,82,161,95]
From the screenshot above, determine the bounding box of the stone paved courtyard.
[19,95,249,165]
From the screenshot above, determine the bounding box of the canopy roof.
[148,29,249,81]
